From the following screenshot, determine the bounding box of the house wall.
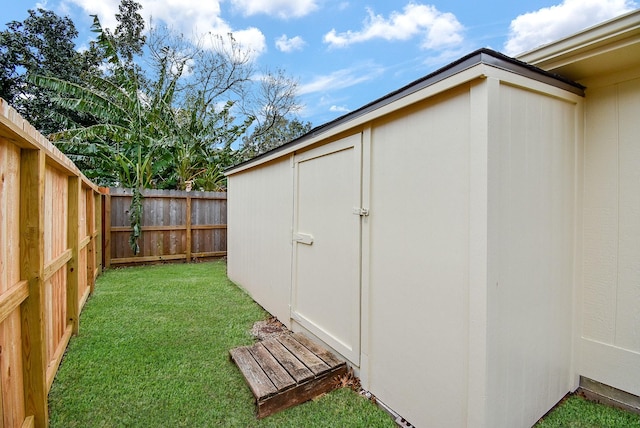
[227,157,294,325]
[580,70,640,396]
[485,82,580,427]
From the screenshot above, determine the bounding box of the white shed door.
[292,133,362,364]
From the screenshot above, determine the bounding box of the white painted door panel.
[292,134,362,364]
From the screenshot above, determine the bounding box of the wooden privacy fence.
[104,188,227,266]
[0,99,102,428]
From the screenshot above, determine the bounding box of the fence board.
[106,188,227,266]
[1,98,102,427]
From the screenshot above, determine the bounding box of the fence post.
[94,190,103,281]
[67,177,81,335]
[103,189,111,269]
[85,187,96,295]
[19,148,49,428]
[186,195,192,262]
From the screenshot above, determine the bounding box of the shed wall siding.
[366,86,471,428]
[486,83,578,427]
[227,158,293,325]
[581,73,640,396]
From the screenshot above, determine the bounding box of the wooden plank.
[191,224,227,230]
[19,148,49,428]
[290,333,346,368]
[78,286,90,312]
[110,225,188,232]
[0,356,4,428]
[67,176,81,336]
[230,347,277,400]
[0,281,29,325]
[110,254,187,265]
[186,196,192,263]
[248,343,296,391]
[0,104,77,176]
[42,249,71,282]
[21,416,34,428]
[277,335,331,376]
[92,191,102,290]
[257,365,347,419]
[191,251,227,258]
[45,324,72,393]
[85,189,95,291]
[108,189,226,200]
[78,235,90,250]
[261,338,314,383]
[103,193,111,268]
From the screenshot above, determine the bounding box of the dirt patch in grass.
[251,316,290,340]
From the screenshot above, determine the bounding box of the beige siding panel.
[581,75,640,396]
[582,85,619,344]
[615,77,640,352]
[486,84,577,428]
[227,158,293,325]
[367,87,471,428]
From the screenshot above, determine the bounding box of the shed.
[226,12,639,426]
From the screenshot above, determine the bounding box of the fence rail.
[0,99,102,428]
[104,188,227,267]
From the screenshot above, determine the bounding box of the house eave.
[517,9,640,81]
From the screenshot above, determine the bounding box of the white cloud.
[323,2,464,50]
[63,0,119,29]
[504,0,637,55]
[299,63,384,95]
[276,34,306,52]
[230,0,318,19]
[330,105,350,113]
[64,0,267,56]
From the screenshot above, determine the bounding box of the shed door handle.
[293,233,314,245]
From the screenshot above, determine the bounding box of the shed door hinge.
[353,207,369,216]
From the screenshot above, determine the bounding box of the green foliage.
[112,0,146,65]
[48,262,395,428]
[0,9,99,135]
[241,116,312,161]
[128,188,143,255]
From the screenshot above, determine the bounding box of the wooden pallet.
[230,332,347,418]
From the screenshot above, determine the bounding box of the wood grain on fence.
[105,188,227,266]
[0,98,102,428]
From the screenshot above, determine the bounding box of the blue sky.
[2,0,638,127]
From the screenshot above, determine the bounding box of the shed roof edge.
[226,48,583,175]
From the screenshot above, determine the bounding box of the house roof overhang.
[517,9,640,82]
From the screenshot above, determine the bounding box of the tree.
[32,16,254,249]
[113,0,146,64]
[32,16,174,253]
[241,116,311,160]
[0,9,99,135]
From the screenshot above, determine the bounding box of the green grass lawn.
[534,394,640,428]
[49,261,640,427]
[48,261,395,427]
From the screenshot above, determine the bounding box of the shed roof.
[226,48,583,175]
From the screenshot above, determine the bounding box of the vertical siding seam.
[613,83,620,346]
